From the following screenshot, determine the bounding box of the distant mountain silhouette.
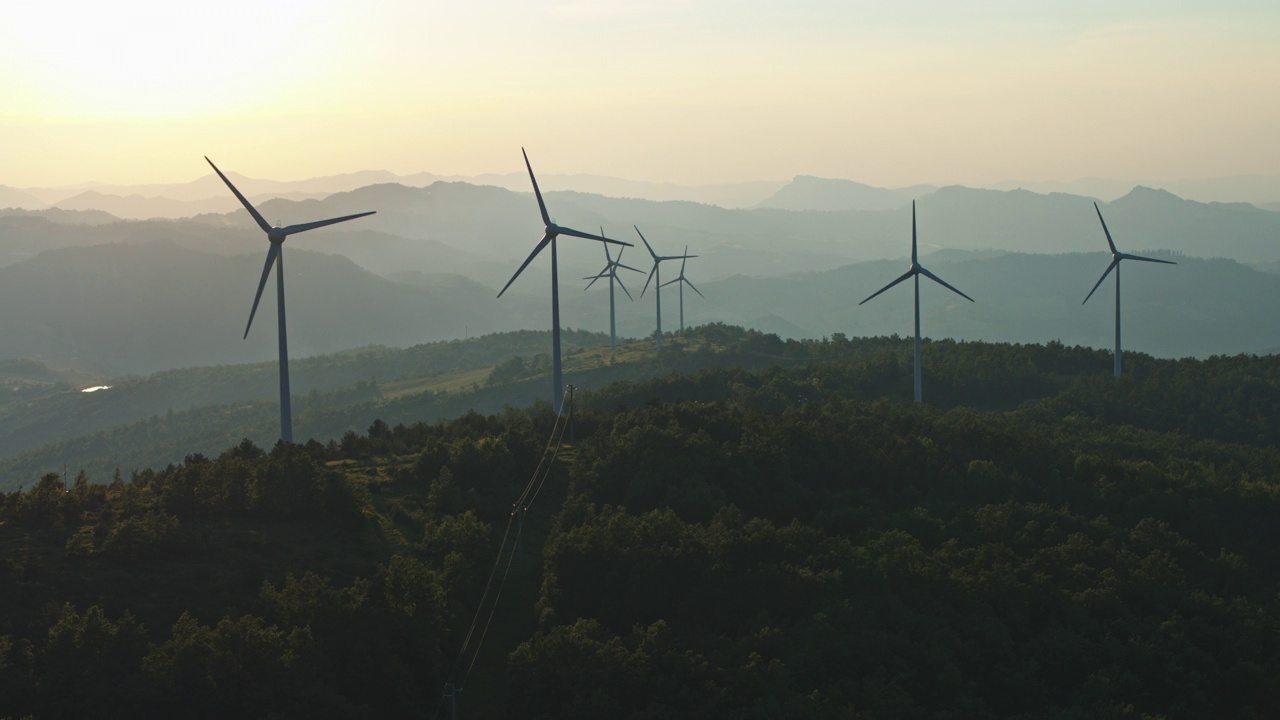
[30,169,410,206]
[0,207,118,227]
[0,185,42,209]
[3,239,1273,379]
[462,172,785,208]
[11,170,785,213]
[0,241,545,375]
[4,182,1280,375]
[679,251,1279,359]
[754,175,919,212]
[50,189,329,220]
[13,170,1280,215]
[8,182,1280,290]
[1107,186,1280,259]
[992,174,1280,205]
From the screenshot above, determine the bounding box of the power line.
[437,386,576,717]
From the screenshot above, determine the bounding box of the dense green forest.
[3,327,1280,717]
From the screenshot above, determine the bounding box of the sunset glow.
[2,1,1277,188]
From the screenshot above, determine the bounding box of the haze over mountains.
[2,170,1280,379]
[0,170,792,219]
[3,239,1274,379]
[5,165,1276,488]
[4,169,1280,219]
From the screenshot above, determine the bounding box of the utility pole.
[566,384,575,443]
[442,683,460,720]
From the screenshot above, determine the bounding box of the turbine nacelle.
[206,156,376,338]
[1083,203,1176,305]
[499,149,631,299]
[859,202,972,307]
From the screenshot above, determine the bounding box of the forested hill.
[2,330,1280,716]
[8,321,1277,492]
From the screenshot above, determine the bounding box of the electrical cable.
[439,387,576,703]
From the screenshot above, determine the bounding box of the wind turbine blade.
[1120,252,1177,265]
[1094,202,1118,255]
[584,269,608,290]
[280,211,376,236]
[635,226,659,261]
[244,243,280,338]
[616,275,634,301]
[601,229,614,263]
[911,200,918,265]
[660,277,679,288]
[206,156,271,234]
[641,265,657,296]
[680,246,689,275]
[1082,259,1118,305]
[497,234,551,298]
[557,226,631,246]
[523,148,551,227]
[919,266,975,302]
[616,262,644,273]
[684,278,705,298]
[859,269,914,305]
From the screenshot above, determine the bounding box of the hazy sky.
[2,1,1277,188]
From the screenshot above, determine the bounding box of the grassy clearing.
[379,367,494,400]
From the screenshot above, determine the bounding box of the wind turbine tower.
[584,228,643,355]
[206,157,376,443]
[660,245,704,334]
[636,227,695,350]
[859,201,973,403]
[1082,202,1175,379]
[498,149,631,411]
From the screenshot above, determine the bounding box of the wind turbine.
[636,227,695,350]
[498,149,631,411]
[584,228,643,355]
[659,245,704,335]
[1082,201,1175,379]
[206,156,376,444]
[859,201,973,403]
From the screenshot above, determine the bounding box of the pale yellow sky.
[1,1,1277,188]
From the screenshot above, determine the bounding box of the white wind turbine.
[636,226,694,350]
[584,228,643,355]
[859,201,973,403]
[206,156,376,443]
[498,149,631,411]
[1082,202,1176,379]
[659,246,703,335]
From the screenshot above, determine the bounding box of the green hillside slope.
[2,336,1280,716]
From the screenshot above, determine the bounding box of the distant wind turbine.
[636,227,695,350]
[206,156,376,443]
[659,246,703,334]
[1082,202,1175,379]
[498,149,631,411]
[859,201,973,403]
[584,228,643,355]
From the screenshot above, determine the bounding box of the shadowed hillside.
[2,334,1280,717]
[0,242,543,376]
